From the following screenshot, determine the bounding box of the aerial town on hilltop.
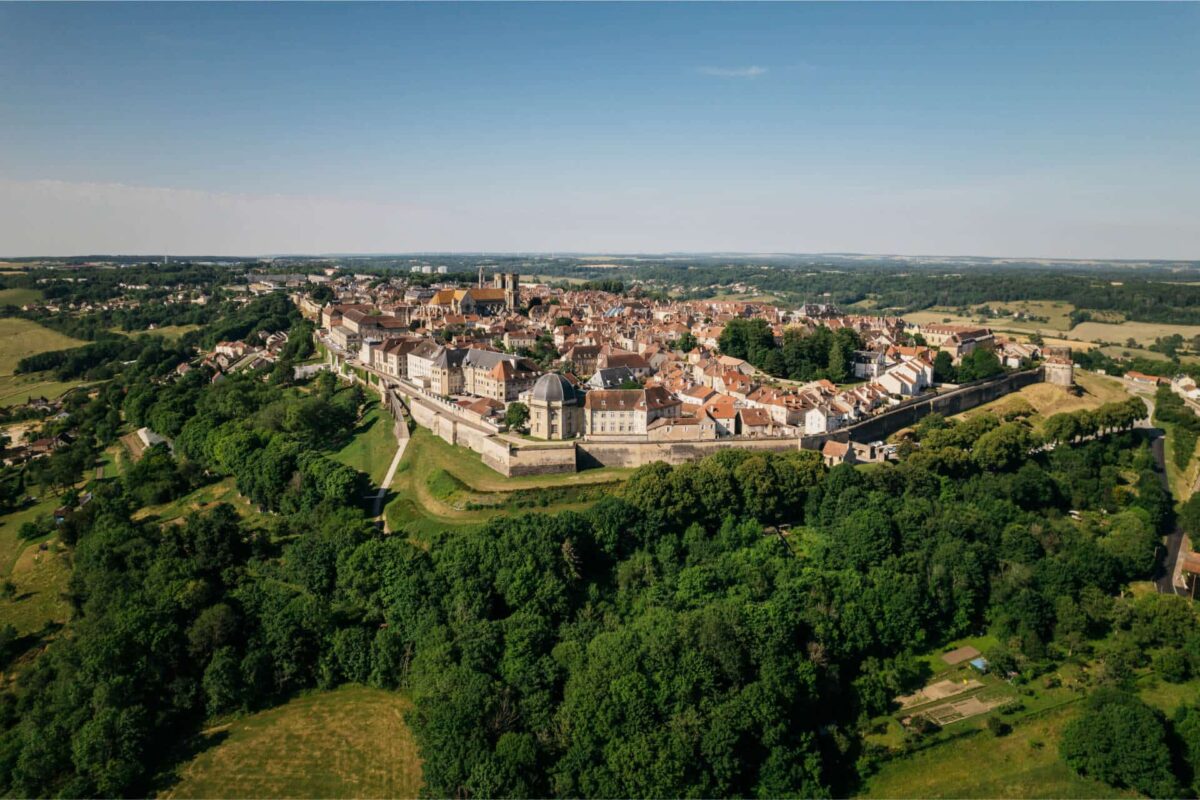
[241,268,1075,473]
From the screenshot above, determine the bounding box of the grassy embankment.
[331,401,398,487]
[0,318,90,407]
[161,685,421,799]
[954,371,1128,431]
[384,427,631,540]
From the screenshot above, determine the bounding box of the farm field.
[0,318,89,407]
[0,288,43,306]
[955,370,1128,428]
[384,427,629,539]
[903,303,1200,352]
[903,300,1075,333]
[704,292,784,304]
[332,402,398,486]
[1097,344,1200,365]
[162,685,421,799]
[1070,320,1200,348]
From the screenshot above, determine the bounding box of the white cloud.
[697,65,768,78]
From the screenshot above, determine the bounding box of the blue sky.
[0,2,1197,257]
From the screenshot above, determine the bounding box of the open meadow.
[0,318,89,407]
[0,288,43,307]
[161,685,422,799]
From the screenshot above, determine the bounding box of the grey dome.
[531,373,576,404]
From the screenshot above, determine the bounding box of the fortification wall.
[842,368,1042,443]
[577,436,800,469]
[346,346,1042,477]
[484,439,578,476]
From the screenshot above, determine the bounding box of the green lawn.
[915,633,1001,678]
[162,685,422,799]
[331,403,398,487]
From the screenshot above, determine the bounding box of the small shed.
[969,657,990,674]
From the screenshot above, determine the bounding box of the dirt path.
[372,437,407,522]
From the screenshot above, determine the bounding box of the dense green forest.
[3,262,1200,797]
[2,340,1191,798]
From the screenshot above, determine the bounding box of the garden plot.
[897,678,983,709]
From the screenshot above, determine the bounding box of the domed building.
[528,373,584,440]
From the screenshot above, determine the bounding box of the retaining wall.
[577,436,801,469]
[842,368,1043,444]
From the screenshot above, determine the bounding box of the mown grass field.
[162,685,422,799]
[0,318,89,407]
[1159,420,1200,502]
[384,427,630,539]
[331,403,398,486]
[0,288,43,306]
